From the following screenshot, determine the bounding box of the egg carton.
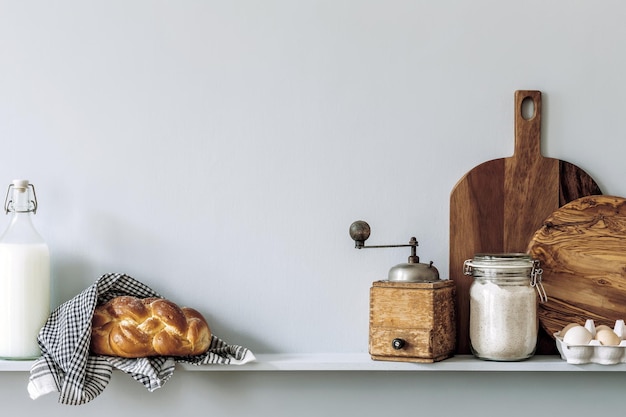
[554,319,626,365]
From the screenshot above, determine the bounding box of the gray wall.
[1,1,625,414]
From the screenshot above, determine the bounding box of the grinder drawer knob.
[392,338,406,350]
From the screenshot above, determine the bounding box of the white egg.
[563,325,593,345]
[595,329,621,346]
[595,324,613,333]
[560,322,580,338]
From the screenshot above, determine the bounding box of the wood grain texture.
[369,280,455,363]
[449,91,602,354]
[527,195,626,338]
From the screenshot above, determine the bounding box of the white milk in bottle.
[0,180,50,359]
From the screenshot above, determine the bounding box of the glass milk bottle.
[0,179,50,359]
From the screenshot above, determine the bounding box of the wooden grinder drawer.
[369,280,456,363]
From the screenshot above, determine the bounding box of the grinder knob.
[349,220,371,248]
[392,338,406,350]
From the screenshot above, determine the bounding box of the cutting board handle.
[514,90,542,159]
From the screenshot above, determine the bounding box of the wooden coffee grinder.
[349,221,456,363]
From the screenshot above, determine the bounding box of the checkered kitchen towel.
[28,273,255,405]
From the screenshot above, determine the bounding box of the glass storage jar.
[463,253,547,361]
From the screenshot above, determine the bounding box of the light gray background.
[1,1,625,415]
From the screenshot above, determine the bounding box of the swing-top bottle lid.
[5,179,37,214]
[12,179,30,190]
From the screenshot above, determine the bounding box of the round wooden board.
[527,195,626,338]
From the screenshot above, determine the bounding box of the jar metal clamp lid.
[463,253,548,303]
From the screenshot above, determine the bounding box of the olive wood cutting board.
[449,90,602,354]
[527,195,626,338]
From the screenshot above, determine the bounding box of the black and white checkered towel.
[27,273,255,405]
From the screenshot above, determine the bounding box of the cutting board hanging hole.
[521,96,536,120]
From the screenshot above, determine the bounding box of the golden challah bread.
[90,296,211,358]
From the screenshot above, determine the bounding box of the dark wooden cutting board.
[527,195,626,338]
[449,90,602,354]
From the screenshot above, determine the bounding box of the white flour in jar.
[469,279,538,361]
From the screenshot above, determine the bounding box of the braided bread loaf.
[90,296,211,358]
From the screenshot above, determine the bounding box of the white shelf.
[4,353,626,372]
[0,359,35,372]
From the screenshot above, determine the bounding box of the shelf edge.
[4,354,626,373]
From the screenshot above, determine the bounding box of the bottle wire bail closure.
[4,182,38,214]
